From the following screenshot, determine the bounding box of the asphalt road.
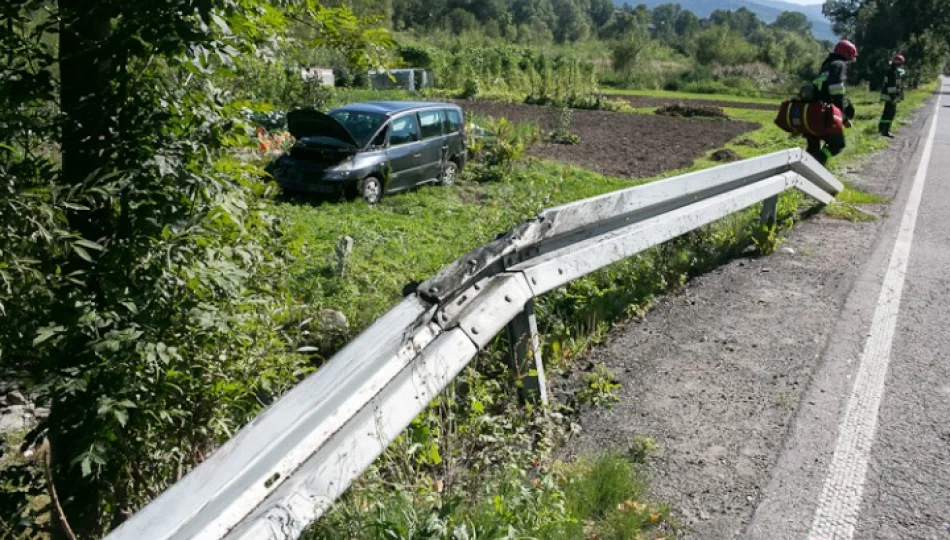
[753,77,950,540]
[565,79,950,540]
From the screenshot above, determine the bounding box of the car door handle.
[413,153,422,158]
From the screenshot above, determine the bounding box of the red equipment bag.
[774,100,844,137]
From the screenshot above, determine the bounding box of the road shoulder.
[560,96,936,539]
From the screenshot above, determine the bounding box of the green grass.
[837,184,887,205]
[602,86,781,105]
[824,202,877,222]
[307,451,675,540]
[276,162,634,330]
[553,452,674,540]
[822,182,887,222]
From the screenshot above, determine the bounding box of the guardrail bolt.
[471,327,479,335]
[504,295,512,302]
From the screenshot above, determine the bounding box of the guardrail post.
[505,300,548,405]
[760,195,778,227]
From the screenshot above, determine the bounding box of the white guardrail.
[106,148,842,540]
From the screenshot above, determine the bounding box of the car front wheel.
[439,160,458,186]
[360,176,383,205]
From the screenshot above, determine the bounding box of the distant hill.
[620,0,837,41]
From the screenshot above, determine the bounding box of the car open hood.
[286,108,358,147]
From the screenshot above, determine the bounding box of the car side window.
[371,125,388,148]
[445,109,462,133]
[418,110,445,139]
[390,115,420,146]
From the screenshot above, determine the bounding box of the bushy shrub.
[396,42,597,101]
[227,57,333,110]
[694,26,758,66]
[464,117,538,181]
[459,77,481,99]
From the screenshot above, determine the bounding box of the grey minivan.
[269,101,467,204]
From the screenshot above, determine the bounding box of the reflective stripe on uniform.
[828,83,845,95]
[822,147,834,159]
[880,120,893,124]
[802,103,816,136]
[887,87,898,93]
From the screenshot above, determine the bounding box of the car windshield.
[328,110,386,147]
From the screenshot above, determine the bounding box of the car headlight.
[322,170,350,180]
[322,158,355,179]
[325,162,353,172]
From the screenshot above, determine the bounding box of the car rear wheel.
[439,160,458,186]
[360,177,383,205]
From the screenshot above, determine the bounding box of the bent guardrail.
[106,148,842,540]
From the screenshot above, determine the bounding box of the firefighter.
[807,40,858,165]
[879,54,906,137]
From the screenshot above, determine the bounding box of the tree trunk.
[59,0,114,240]
[52,0,114,536]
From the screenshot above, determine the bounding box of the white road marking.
[807,87,944,540]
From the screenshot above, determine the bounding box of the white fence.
[106,148,842,540]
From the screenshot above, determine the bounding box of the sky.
[779,0,825,4]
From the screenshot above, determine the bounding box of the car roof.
[332,101,461,116]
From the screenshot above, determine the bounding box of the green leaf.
[81,457,92,477]
[34,325,65,345]
[426,442,442,465]
[212,13,232,35]
[72,244,94,263]
[97,400,113,415]
[74,238,105,251]
[114,409,129,427]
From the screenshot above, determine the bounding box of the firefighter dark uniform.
[879,55,906,137]
[807,40,857,165]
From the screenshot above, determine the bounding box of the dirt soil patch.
[611,95,778,112]
[463,101,758,179]
[710,149,741,162]
[656,104,727,118]
[735,138,765,148]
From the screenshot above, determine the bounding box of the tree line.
[328,0,948,89]
[376,1,830,95]
[824,0,950,83]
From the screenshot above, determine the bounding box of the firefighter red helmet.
[833,39,858,61]
[892,54,905,65]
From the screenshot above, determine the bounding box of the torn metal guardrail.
[105,148,842,540]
